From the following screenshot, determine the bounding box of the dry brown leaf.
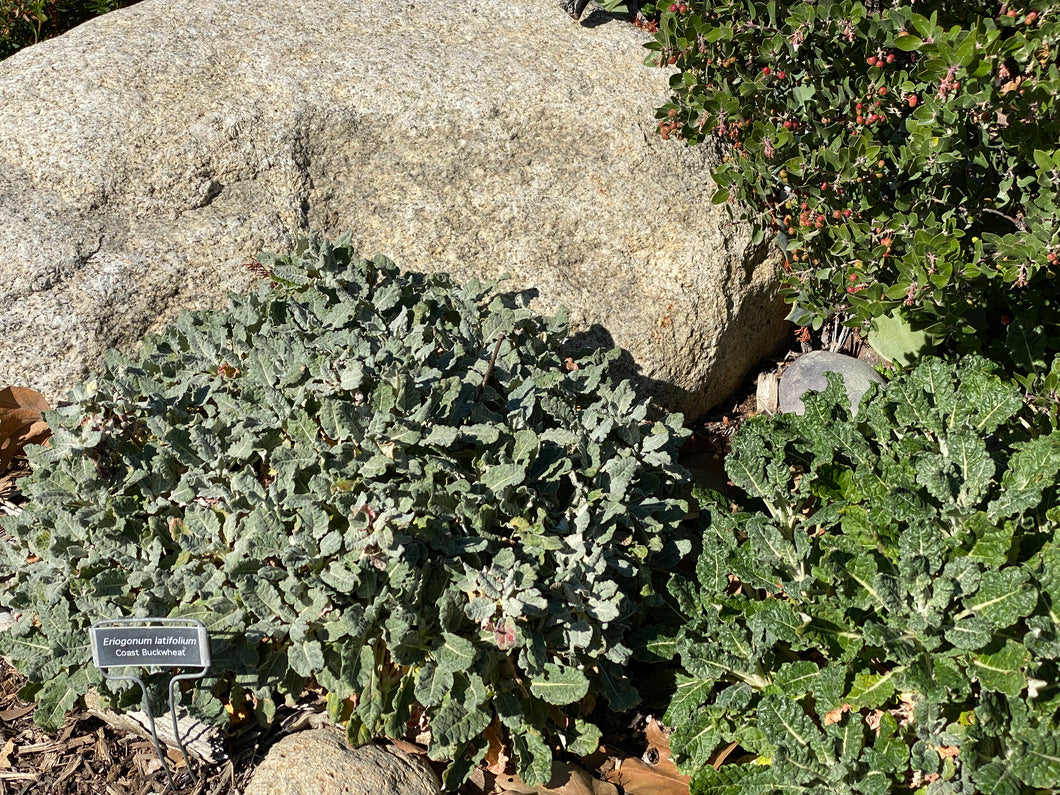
[602,718,690,795]
[497,760,618,795]
[0,386,51,474]
[0,386,49,414]
[484,719,511,776]
[0,702,36,722]
[930,744,960,760]
[823,703,853,726]
[709,741,739,771]
[865,709,885,732]
[892,692,917,727]
[0,737,15,769]
[388,738,428,757]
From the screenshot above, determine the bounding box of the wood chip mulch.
[0,654,267,795]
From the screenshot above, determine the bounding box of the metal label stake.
[89,618,211,792]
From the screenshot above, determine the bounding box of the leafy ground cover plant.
[644,0,1060,371]
[646,356,1060,793]
[0,0,137,59]
[0,235,690,788]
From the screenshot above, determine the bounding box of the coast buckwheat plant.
[0,234,690,787]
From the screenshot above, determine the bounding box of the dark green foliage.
[653,357,1060,793]
[645,0,1060,375]
[0,235,689,787]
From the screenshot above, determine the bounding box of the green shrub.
[649,357,1060,793]
[0,235,690,787]
[1,0,137,59]
[645,0,1060,369]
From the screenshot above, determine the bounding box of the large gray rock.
[245,730,440,795]
[0,0,787,420]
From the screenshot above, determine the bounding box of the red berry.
[843,208,852,217]
[669,3,678,11]
[1026,11,1038,23]
[856,115,865,124]
[886,54,895,64]
[1001,315,1011,325]
[849,273,858,281]
[834,210,843,219]
[878,86,888,95]
[867,57,877,66]
[762,66,771,75]
[820,182,829,189]
[777,70,786,79]
[908,94,919,107]
[783,120,793,129]
[856,103,863,110]
[679,3,688,12]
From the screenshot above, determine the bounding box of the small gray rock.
[245,729,440,795]
[778,351,884,416]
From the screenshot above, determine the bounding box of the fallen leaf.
[0,386,51,474]
[866,709,884,732]
[603,718,690,795]
[0,737,14,768]
[891,692,917,727]
[709,741,739,771]
[823,703,853,726]
[387,738,428,757]
[0,702,36,722]
[497,760,619,795]
[484,718,511,776]
[930,744,960,760]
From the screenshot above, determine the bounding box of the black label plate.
[89,624,210,668]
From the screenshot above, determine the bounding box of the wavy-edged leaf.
[690,763,797,795]
[33,664,92,731]
[529,663,589,706]
[845,670,896,710]
[1011,730,1060,789]
[758,695,827,755]
[962,568,1037,627]
[436,632,477,674]
[972,760,1023,795]
[665,673,715,727]
[970,640,1029,697]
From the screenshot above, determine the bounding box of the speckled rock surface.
[778,350,885,416]
[0,0,787,419]
[245,730,439,795]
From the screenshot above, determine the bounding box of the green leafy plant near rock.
[0,235,690,788]
[648,357,1060,793]
[645,0,1060,373]
[0,0,137,59]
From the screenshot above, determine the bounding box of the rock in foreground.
[245,730,439,795]
[778,351,885,416]
[0,0,787,418]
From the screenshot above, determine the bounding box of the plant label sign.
[88,618,210,790]
[89,620,210,669]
